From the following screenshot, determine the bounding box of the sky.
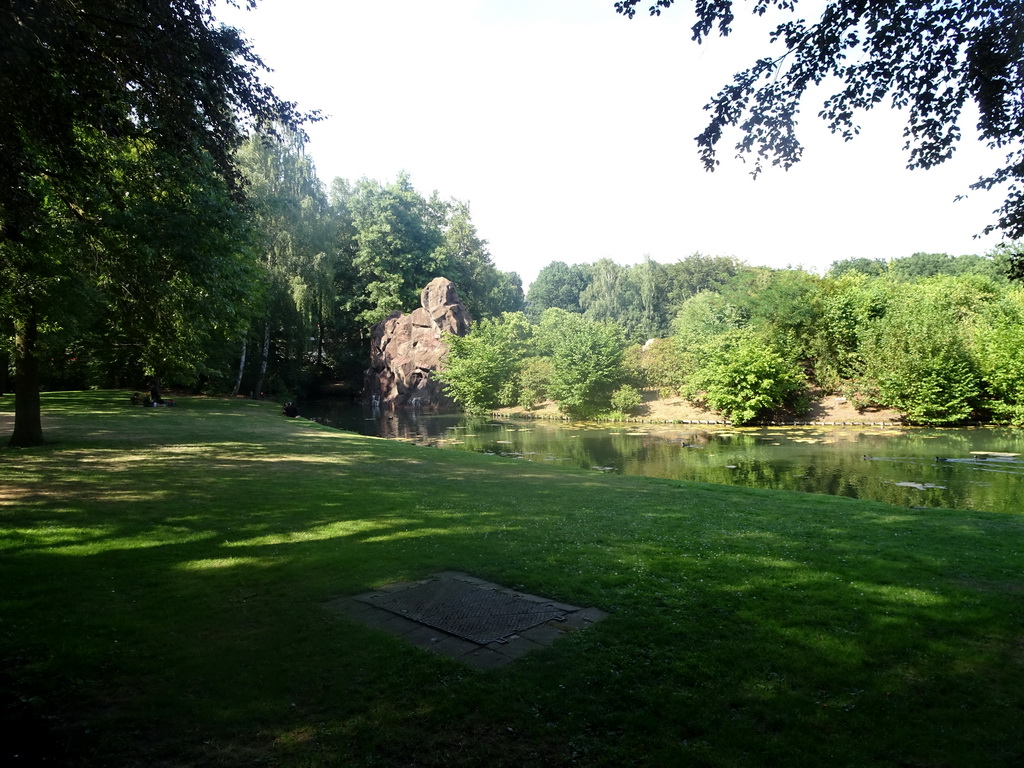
[214,0,1012,288]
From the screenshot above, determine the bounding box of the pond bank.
[492,391,905,427]
[491,410,902,427]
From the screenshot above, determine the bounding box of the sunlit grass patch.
[178,556,275,571]
[224,520,399,547]
[0,523,118,549]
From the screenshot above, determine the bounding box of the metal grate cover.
[359,577,566,644]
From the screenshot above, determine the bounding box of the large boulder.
[363,277,472,411]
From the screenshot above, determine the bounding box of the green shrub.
[610,384,643,415]
[688,330,807,425]
[968,288,1024,424]
[435,313,531,414]
[517,356,553,409]
[637,337,687,395]
[539,309,626,418]
[859,290,982,424]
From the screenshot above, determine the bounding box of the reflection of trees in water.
[373,411,437,441]
[450,422,598,469]
[305,403,1022,513]
[484,423,1020,513]
[623,426,1019,513]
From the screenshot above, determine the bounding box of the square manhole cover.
[328,572,609,668]
[358,576,567,644]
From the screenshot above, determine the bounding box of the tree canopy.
[1,1,307,211]
[615,0,1024,241]
[1,0,310,446]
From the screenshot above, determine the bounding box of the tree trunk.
[252,321,270,398]
[0,349,9,396]
[232,339,247,397]
[9,315,44,447]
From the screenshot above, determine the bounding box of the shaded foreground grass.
[1,392,1022,767]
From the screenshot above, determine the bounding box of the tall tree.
[808,271,896,390]
[616,1,1024,238]
[526,261,593,320]
[631,255,670,340]
[538,308,627,418]
[992,241,1024,281]
[827,258,889,278]
[580,258,625,328]
[1,0,309,446]
[664,253,745,309]
[580,257,671,343]
[720,267,820,361]
[345,174,444,327]
[235,129,330,398]
[431,198,525,319]
[86,141,262,390]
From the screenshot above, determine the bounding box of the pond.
[302,401,1024,515]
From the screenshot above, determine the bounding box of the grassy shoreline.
[2,392,1022,767]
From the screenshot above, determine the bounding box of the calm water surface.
[304,401,1024,514]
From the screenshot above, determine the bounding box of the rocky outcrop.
[363,277,472,411]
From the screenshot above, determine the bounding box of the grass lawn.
[1,391,1022,767]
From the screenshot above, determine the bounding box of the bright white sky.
[215,0,1012,288]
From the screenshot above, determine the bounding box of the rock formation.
[363,277,472,411]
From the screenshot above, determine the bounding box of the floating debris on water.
[893,481,947,490]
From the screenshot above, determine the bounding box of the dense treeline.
[24,130,524,400]
[439,249,1024,426]
[1,3,523,447]
[12,116,1024,429]
[8,118,1023,429]
[7,2,1024,448]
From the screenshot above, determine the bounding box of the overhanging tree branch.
[616,0,1024,238]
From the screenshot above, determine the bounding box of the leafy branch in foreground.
[615,1,1024,237]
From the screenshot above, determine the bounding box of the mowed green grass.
[1,391,1022,767]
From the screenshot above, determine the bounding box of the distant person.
[148,379,163,405]
[283,402,299,418]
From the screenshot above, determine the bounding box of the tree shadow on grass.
[2,398,1023,767]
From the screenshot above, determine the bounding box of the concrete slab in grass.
[324,571,608,669]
